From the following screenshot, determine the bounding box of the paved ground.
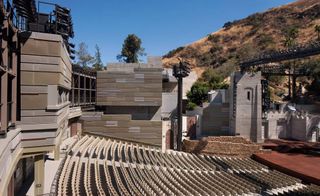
[26,136,78,196]
[253,151,320,185]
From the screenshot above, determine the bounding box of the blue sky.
[43,0,295,64]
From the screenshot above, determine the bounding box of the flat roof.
[253,151,320,185]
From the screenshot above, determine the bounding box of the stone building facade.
[229,72,263,142]
[83,57,163,146]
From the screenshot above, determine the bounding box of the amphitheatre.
[0,0,320,195]
[54,136,320,195]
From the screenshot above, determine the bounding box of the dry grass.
[163,0,320,70]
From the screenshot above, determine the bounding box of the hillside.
[163,0,320,78]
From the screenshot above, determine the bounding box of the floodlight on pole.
[172,58,191,151]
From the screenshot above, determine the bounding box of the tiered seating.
[56,136,320,196]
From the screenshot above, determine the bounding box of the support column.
[89,78,92,103]
[1,21,9,136]
[77,74,80,105]
[292,75,297,101]
[11,30,18,125]
[177,77,183,151]
[71,75,75,106]
[288,75,291,99]
[54,143,60,160]
[34,155,45,196]
[1,73,8,136]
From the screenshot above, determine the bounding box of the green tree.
[282,27,299,48]
[118,34,145,63]
[306,60,320,95]
[186,101,197,111]
[92,44,104,71]
[186,82,209,105]
[201,68,229,90]
[76,42,94,68]
[315,25,320,41]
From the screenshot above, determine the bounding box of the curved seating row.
[56,136,320,196]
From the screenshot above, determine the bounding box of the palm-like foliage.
[315,25,320,41]
[282,27,299,48]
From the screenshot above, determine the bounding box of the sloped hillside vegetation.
[163,0,320,106]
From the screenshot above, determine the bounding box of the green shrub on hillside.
[246,13,264,28]
[163,47,185,58]
[209,45,223,54]
[180,47,199,59]
[207,34,221,43]
[256,34,275,50]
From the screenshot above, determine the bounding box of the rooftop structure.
[254,151,320,186]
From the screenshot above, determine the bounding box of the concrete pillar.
[89,78,92,103]
[292,75,297,101]
[11,31,18,125]
[1,72,8,135]
[54,144,60,160]
[288,74,291,99]
[77,74,80,104]
[34,155,45,196]
[71,75,75,106]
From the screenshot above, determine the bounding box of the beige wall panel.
[21,63,60,72]
[21,71,59,85]
[21,109,59,117]
[58,74,71,89]
[21,39,60,57]
[88,131,161,146]
[83,114,162,145]
[21,86,48,94]
[21,54,60,65]
[97,66,162,106]
[21,94,47,110]
[59,47,72,72]
[97,83,161,89]
[101,115,132,121]
[97,88,162,93]
[20,138,55,148]
[21,71,70,89]
[24,31,63,41]
[21,116,57,124]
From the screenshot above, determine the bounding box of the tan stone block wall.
[97,67,162,106]
[183,137,261,157]
[82,113,162,146]
[19,32,72,152]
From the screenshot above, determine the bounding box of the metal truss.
[257,64,313,77]
[240,41,320,70]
